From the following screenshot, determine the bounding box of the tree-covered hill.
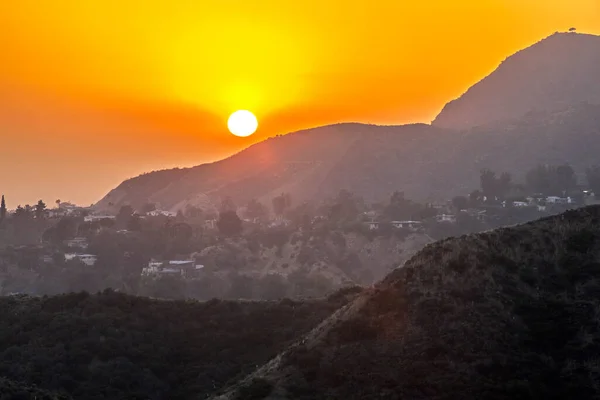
[214,205,600,399]
[0,288,360,399]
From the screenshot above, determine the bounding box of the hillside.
[0,289,359,399]
[214,205,600,399]
[433,32,600,129]
[98,102,600,210]
[95,123,452,210]
[197,229,434,292]
[96,32,600,211]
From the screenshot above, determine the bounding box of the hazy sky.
[1,0,599,206]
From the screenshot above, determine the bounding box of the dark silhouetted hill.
[213,206,600,399]
[0,288,360,399]
[433,32,600,129]
[0,378,71,400]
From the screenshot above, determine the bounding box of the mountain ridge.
[95,32,600,212]
[432,32,600,129]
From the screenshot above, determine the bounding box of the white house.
[513,201,529,207]
[436,214,456,223]
[148,210,177,217]
[65,253,97,266]
[366,221,381,230]
[64,237,88,249]
[391,221,422,230]
[142,259,197,276]
[84,215,116,222]
[546,196,568,204]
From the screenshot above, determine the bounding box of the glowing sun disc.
[228,110,258,137]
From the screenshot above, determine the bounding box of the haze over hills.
[96,32,600,212]
[213,205,600,400]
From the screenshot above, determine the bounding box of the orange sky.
[1,0,599,207]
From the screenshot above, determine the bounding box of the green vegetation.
[0,288,360,399]
[221,206,600,399]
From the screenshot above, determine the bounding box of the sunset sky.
[1,0,599,207]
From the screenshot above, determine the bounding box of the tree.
[116,205,134,227]
[384,191,422,220]
[127,214,142,231]
[324,190,363,225]
[245,199,267,222]
[217,210,243,237]
[14,205,28,219]
[526,164,577,196]
[526,165,552,195]
[221,197,236,213]
[53,217,79,243]
[497,172,512,199]
[469,190,483,206]
[452,196,468,211]
[35,200,47,220]
[0,195,6,219]
[272,193,292,217]
[556,164,576,196]
[55,199,61,207]
[141,203,156,214]
[480,169,497,200]
[586,165,600,197]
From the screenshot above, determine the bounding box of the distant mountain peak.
[432,32,600,129]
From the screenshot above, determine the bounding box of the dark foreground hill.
[0,288,360,399]
[214,206,600,400]
[0,378,70,400]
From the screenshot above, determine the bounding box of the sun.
[228,110,258,137]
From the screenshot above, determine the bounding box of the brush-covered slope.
[0,289,359,399]
[95,123,454,210]
[214,206,600,400]
[433,32,600,129]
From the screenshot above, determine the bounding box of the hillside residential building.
[142,259,199,277]
[391,221,423,230]
[64,237,88,249]
[436,214,457,223]
[367,221,380,230]
[148,210,177,217]
[64,253,97,266]
[84,215,116,222]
